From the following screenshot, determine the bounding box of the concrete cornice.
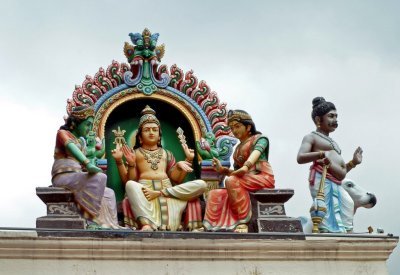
[0,230,397,262]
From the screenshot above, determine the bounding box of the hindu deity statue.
[111,105,207,231]
[51,106,121,229]
[203,110,275,233]
[84,131,105,167]
[297,97,363,233]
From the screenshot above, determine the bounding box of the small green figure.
[195,132,220,160]
[85,131,105,167]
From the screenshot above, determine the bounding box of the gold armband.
[243,160,253,169]
[115,160,124,165]
[83,159,90,165]
[127,162,136,168]
[347,160,356,168]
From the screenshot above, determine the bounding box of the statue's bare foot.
[234,224,248,233]
[142,187,161,201]
[191,226,205,232]
[141,225,154,231]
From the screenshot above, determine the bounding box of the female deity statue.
[51,106,121,229]
[111,105,207,231]
[203,110,275,233]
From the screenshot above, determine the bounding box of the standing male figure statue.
[112,105,207,231]
[297,97,363,233]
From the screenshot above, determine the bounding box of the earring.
[317,122,320,128]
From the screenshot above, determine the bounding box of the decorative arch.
[93,87,213,141]
[64,29,237,200]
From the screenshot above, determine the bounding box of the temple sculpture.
[111,105,207,231]
[297,97,376,233]
[38,28,302,234]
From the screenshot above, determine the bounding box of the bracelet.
[348,160,356,168]
[83,159,90,165]
[243,160,253,169]
[220,167,229,175]
[115,160,124,165]
[319,151,325,159]
[127,162,136,168]
[185,158,193,163]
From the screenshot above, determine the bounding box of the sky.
[0,0,399,273]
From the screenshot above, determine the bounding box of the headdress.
[138,105,160,128]
[70,105,95,120]
[227,109,253,124]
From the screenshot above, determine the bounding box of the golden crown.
[139,105,160,128]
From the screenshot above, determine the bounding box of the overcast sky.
[0,0,399,273]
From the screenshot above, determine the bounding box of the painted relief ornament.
[196,132,237,161]
[123,28,170,94]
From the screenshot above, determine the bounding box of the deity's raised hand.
[181,143,194,162]
[111,143,123,161]
[212,157,222,173]
[122,144,136,166]
[352,146,363,165]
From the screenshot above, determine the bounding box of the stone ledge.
[0,230,397,275]
[0,230,397,261]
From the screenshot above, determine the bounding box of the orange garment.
[203,134,275,231]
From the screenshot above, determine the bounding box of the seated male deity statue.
[111,105,207,231]
[297,97,363,233]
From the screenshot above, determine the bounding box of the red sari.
[203,134,275,231]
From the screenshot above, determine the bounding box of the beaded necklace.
[139,147,163,170]
[312,131,342,155]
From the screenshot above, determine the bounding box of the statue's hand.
[212,157,222,173]
[352,146,363,165]
[182,143,194,162]
[231,166,248,177]
[176,161,193,172]
[316,157,331,166]
[122,145,136,166]
[111,143,124,161]
[86,163,102,174]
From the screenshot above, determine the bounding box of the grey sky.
[0,0,399,273]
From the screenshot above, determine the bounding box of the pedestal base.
[249,189,303,234]
[36,187,85,229]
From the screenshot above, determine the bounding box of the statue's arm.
[327,161,347,181]
[169,165,186,184]
[345,146,363,172]
[169,145,195,183]
[115,161,128,184]
[111,145,136,185]
[230,149,262,177]
[66,142,102,174]
[297,135,322,164]
[95,138,106,158]
[169,160,193,183]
